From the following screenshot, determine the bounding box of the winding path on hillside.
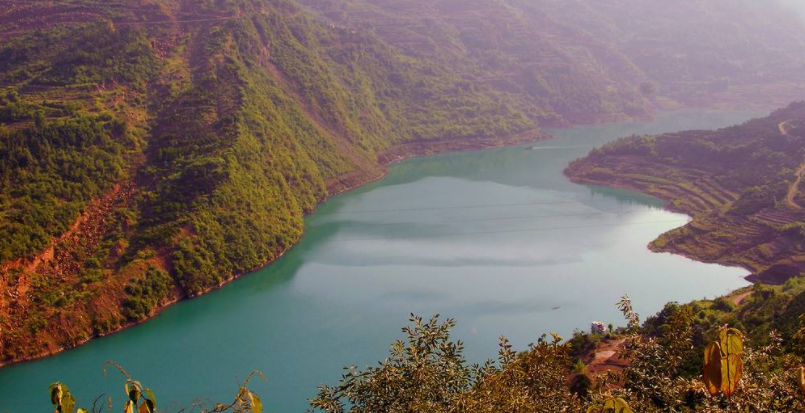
[782,121,805,209]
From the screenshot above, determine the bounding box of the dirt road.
[781,121,805,209]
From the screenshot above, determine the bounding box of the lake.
[0,110,760,412]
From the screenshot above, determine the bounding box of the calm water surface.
[0,110,761,412]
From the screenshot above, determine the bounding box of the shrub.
[121,267,173,322]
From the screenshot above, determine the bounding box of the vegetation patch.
[567,102,805,282]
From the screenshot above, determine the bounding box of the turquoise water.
[0,110,760,412]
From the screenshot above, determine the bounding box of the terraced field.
[567,103,805,283]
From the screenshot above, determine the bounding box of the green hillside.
[567,102,805,283]
[1,0,804,367]
[0,0,539,364]
[6,1,805,409]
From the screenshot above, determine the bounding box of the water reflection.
[0,110,762,413]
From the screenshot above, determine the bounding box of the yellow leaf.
[798,367,805,395]
[703,341,722,396]
[247,391,263,413]
[720,353,743,397]
[719,328,744,356]
[612,398,633,413]
[598,397,632,413]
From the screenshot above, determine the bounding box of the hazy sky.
[778,0,805,22]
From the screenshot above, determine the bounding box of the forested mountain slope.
[0,0,804,367]
[298,0,653,125]
[567,102,805,284]
[301,0,805,118]
[0,0,542,364]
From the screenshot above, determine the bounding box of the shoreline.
[2,107,770,369]
[0,128,552,370]
[564,173,759,282]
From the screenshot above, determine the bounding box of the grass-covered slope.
[567,102,805,283]
[0,0,544,365]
